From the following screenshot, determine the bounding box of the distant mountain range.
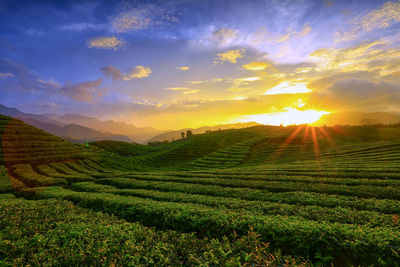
[52,114,162,143]
[0,104,138,143]
[1,104,400,144]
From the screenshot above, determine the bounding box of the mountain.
[146,122,260,143]
[0,104,65,126]
[53,114,163,143]
[0,104,131,143]
[18,118,132,143]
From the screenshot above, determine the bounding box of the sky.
[0,0,399,129]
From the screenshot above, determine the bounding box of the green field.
[1,114,400,266]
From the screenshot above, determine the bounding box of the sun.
[239,108,330,126]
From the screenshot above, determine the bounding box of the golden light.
[239,76,261,82]
[242,61,270,71]
[239,108,330,126]
[264,81,311,95]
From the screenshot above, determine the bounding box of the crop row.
[0,166,13,193]
[0,196,306,266]
[97,178,400,213]
[111,174,400,200]
[70,182,399,228]
[119,171,400,187]
[9,164,67,187]
[35,186,400,265]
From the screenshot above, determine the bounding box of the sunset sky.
[0,0,399,129]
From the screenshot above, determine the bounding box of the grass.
[1,114,400,265]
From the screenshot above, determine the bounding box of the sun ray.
[269,125,305,162]
[311,126,320,162]
[318,127,336,147]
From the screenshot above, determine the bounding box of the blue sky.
[0,0,399,129]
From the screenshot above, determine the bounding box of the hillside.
[146,122,259,143]
[1,117,400,265]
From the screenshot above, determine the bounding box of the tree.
[361,118,378,126]
[186,130,193,138]
[181,132,185,139]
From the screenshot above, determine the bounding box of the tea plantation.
[1,114,400,266]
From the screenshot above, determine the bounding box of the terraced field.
[1,115,400,266]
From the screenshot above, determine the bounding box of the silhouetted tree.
[361,118,379,126]
[186,130,193,138]
[181,132,185,139]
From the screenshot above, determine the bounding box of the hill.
[146,122,260,143]
[1,117,400,265]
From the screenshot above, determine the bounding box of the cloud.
[359,1,400,32]
[112,4,178,33]
[37,78,61,88]
[215,49,246,64]
[182,89,200,95]
[123,66,152,80]
[335,1,400,43]
[186,78,224,85]
[61,78,102,102]
[298,24,312,37]
[242,61,270,71]
[165,87,188,91]
[264,81,311,95]
[87,36,125,50]
[212,27,238,46]
[59,22,106,32]
[309,40,400,74]
[177,66,190,71]
[0,72,14,78]
[165,86,200,95]
[309,78,400,112]
[101,65,152,80]
[295,67,313,73]
[101,66,122,81]
[271,23,312,44]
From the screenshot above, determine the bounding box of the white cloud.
[264,81,311,95]
[37,78,61,88]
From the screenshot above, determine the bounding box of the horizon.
[1,0,400,130]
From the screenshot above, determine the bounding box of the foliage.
[0,197,308,266]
